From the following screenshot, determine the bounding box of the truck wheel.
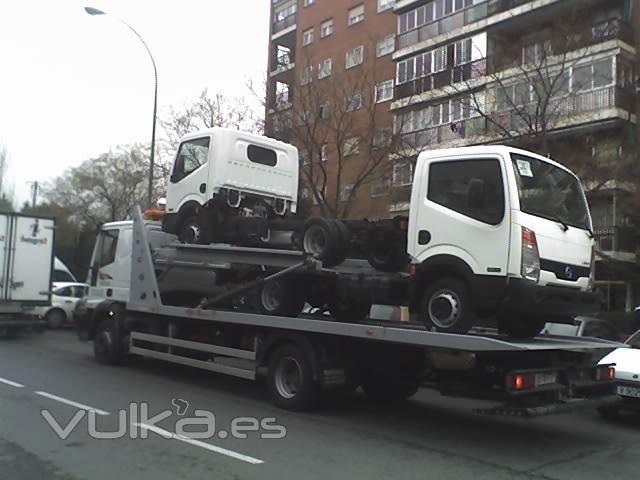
[46,309,66,329]
[496,315,545,338]
[258,279,305,317]
[420,278,473,334]
[94,316,127,365]
[301,218,345,267]
[179,215,206,244]
[328,298,371,322]
[266,344,318,410]
[366,228,409,272]
[362,375,420,403]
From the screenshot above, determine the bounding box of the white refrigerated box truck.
[0,212,56,336]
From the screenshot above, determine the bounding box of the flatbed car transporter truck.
[77,207,621,413]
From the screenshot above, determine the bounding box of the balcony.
[272,14,297,36]
[400,116,488,150]
[395,58,487,99]
[595,226,640,263]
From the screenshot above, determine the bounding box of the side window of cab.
[170,137,210,183]
[427,159,505,225]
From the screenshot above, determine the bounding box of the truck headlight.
[521,227,540,283]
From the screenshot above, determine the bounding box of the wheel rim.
[95,327,112,355]
[274,356,302,399]
[427,289,461,329]
[303,225,327,257]
[183,222,201,243]
[261,281,283,312]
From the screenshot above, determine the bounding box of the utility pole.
[29,181,38,208]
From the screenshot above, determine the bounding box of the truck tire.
[328,297,371,323]
[266,343,318,410]
[93,308,128,365]
[496,315,545,338]
[362,375,420,403]
[366,227,409,272]
[179,214,206,244]
[420,278,474,334]
[258,279,305,317]
[301,218,345,267]
[46,309,66,329]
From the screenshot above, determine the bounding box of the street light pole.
[85,6,158,208]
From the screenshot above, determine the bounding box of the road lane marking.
[133,422,264,465]
[34,391,109,416]
[0,377,24,388]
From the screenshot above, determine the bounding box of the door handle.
[106,288,113,297]
[199,183,206,194]
[418,230,431,245]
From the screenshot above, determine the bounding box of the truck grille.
[540,259,590,282]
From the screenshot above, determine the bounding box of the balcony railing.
[595,226,640,254]
[399,86,633,150]
[395,58,487,99]
[273,14,296,34]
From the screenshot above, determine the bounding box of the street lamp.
[85,6,158,208]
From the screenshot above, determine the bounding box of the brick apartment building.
[265,0,640,312]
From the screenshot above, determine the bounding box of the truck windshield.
[511,154,591,231]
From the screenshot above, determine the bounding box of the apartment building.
[390,0,640,311]
[265,0,398,219]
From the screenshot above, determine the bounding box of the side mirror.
[467,178,486,208]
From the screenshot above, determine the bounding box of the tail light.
[521,227,540,283]
[596,365,615,382]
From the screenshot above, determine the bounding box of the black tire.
[420,278,474,334]
[301,218,345,267]
[598,405,621,421]
[497,314,545,338]
[257,279,305,317]
[93,311,128,365]
[361,376,420,403]
[366,227,409,272]
[46,309,66,329]
[328,297,371,322]
[266,343,318,410]
[179,214,206,244]
[331,219,351,248]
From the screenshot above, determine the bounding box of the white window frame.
[370,175,391,197]
[321,19,334,38]
[392,162,413,187]
[343,137,360,156]
[301,65,313,85]
[348,4,365,26]
[320,144,329,163]
[375,80,394,103]
[303,0,315,7]
[346,91,363,112]
[302,28,314,46]
[318,58,332,79]
[300,149,311,166]
[454,38,472,66]
[377,0,395,13]
[376,34,395,57]
[319,101,330,119]
[340,183,355,202]
[346,46,364,69]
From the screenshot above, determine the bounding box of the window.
[318,58,332,79]
[375,80,394,103]
[454,38,472,66]
[343,137,360,156]
[53,270,75,282]
[172,137,210,182]
[98,230,119,270]
[319,101,331,119]
[72,285,88,298]
[573,59,613,91]
[303,0,315,6]
[275,81,290,108]
[346,46,364,69]
[247,145,277,167]
[302,28,314,46]
[346,91,363,111]
[433,46,446,72]
[521,40,551,65]
[276,45,292,68]
[298,109,311,125]
[392,162,413,186]
[376,34,395,57]
[348,4,365,25]
[321,19,333,37]
[340,183,355,202]
[378,0,394,12]
[275,2,297,22]
[428,159,505,225]
[301,66,313,85]
[299,149,311,166]
[55,286,72,297]
[370,176,391,197]
[320,144,329,162]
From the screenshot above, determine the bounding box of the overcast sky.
[0,0,269,206]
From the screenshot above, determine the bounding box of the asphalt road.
[0,330,638,480]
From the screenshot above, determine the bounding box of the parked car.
[36,282,88,328]
[598,329,640,418]
[542,316,618,341]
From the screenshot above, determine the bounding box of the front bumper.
[500,278,600,318]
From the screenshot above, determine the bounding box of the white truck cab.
[407,146,597,337]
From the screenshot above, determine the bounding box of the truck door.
[9,216,55,303]
[412,156,511,277]
[165,136,211,214]
[88,227,132,302]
